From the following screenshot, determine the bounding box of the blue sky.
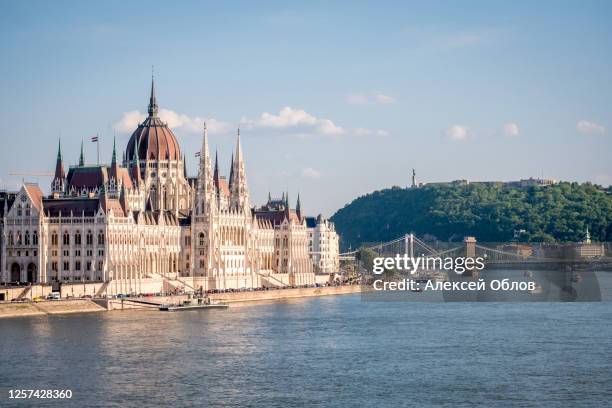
[1,0,610,216]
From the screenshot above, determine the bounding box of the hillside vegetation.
[330,182,612,250]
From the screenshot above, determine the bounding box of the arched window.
[98,232,105,245]
[25,231,30,246]
[33,231,38,246]
[199,233,205,247]
[75,231,82,245]
[8,232,14,246]
[86,230,93,246]
[63,231,70,246]
[51,232,58,246]
[16,231,22,245]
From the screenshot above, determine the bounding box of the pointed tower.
[213,150,220,190]
[108,136,122,199]
[52,139,66,196]
[110,136,119,180]
[228,152,234,191]
[284,191,290,219]
[148,74,158,117]
[197,122,215,205]
[230,128,249,210]
[79,140,85,166]
[296,193,302,220]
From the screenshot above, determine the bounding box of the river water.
[1,294,611,407]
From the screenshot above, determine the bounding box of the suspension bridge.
[339,234,612,268]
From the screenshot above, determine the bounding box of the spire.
[198,122,214,199]
[268,191,272,204]
[110,135,119,181]
[213,149,220,189]
[148,70,158,117]
[183,154,187,178]
[284,191,290,218]
[585,226,591,244]
[296,193,302,219]
[111,136,117,165]
[230,127,249,209]
[79,139,84,166]
[228,152,234,190]
[132,135,142,184]
[52,138,66,194]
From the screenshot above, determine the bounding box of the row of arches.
[7,230,38,246]
[9,262,37,283]
[51,231,104,246]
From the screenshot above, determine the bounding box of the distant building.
[569,227,604,259]
[422,178,557,188]
[306,215,340,274]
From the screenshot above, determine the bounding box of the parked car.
[47,292,61,300]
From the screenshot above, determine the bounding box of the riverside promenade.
[0,285,363,319]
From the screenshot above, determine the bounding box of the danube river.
[1,294,611,407]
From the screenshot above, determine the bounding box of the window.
[75,231,81,245]
[25,231,30,245]
[32,231,38,245]
[63,262,69,271]
[86,231,93,246]
[199,233,205,247]
[86,261,92,271]
[63,231,70,246]
[75,261,81,271]
[51,232,58,246]
[98,232,105,245]
[52,262,58,272]
[16,231,22,245]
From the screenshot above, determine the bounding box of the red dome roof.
[125,77,181,162]
[126,116,181,161]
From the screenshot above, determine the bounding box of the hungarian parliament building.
[0,79,339,294]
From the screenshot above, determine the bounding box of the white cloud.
[346,92,397,105]
[241,107,344,137]
[346,93,369,105]
[446,125,470,141]
[114,109,232,135]
[114,110,145,133]
[375,93,396,104]
[354,127,389,137]
[117,106,387,139]
[301,167,321,179]
[577,120,605,135]
[503,122,520,137]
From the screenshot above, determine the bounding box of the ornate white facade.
[0,78,339,293]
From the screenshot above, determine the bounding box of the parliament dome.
[125,78,181,162]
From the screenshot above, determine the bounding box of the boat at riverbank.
[159,298,228,312]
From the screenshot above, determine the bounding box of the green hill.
[330,182,612,250]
